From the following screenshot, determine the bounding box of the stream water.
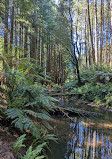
[49,97,112,159]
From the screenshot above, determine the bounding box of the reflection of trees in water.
[65,117,112,159]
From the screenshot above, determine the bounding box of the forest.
[0,0,112,158]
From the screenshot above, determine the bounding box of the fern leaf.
[23,143,46,159]
[6,108,24,131]
[13,134,26,154]
[35,156,45,159]
[24,101,39,107]
[23,110,38,118]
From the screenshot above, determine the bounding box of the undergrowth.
[64,69,112,108]
[0,59,57,158]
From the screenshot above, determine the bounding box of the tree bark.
[10,0,14,53]
[100,0,103,64]
[4,0,9,54]
[110,0,112,67]
[69,0,81,84]
[87,0,95,64]
[94,0,98,64]
[24,26,28,57]
[105,0,109,64]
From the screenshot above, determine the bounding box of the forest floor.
[0,126,17,159]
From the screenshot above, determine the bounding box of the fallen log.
[53,106,103,118]
[46,92,83,97]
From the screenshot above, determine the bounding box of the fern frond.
[23,110,50,120]
[23,117,40,139]
[43,134,57,142]
[13,134,26,154]
[23,143,46,159]
[6,108,24,131]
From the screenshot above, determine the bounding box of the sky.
[54,0,59,4]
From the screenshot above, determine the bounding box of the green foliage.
[71,83,110,103]
[0,61,57,158]
[52,84,62,92]
[23,143,46,159]
[13,134,47,159]
[63,79,78,91]
[65,69,112,107]
[4,70,56,137]
[0,60,57,139]
[13,134,26,155]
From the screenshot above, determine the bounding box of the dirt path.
[0,126,17,159]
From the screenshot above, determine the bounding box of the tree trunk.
[100,0,103,64]
[85,13,88,67]
[24,26,28,57]
[110,0,112,67]
[87,0,95,64]
[41,28,44,67]
[19,21,22,59]
[46,34,51,73]
[4,0,9,54]
[69,0,81,84]
[38,29,40,63]
[94,0,98,64]
[10,0,14,53]
[15,19,17,58]
[105,0,109,64]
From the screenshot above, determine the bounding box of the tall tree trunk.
[38,29,40,64]
[87,0,95,64]
[111,0,112,29]
[85,13,88,67]
[4,0,9,55]
[24,26,28,57]
[94,0,98,64]
[48,35,51,72]
[100,0,103,64]
[21,22,24,56]
[40,31,42,66]
[105,0,109,64]
[19,20,22,59]
[87,19,91,66]
[58,45,61,85]
[46,34,51,73]
[61,54,63,85]
[41,28,44,67]
[10,0,14,53]
[15,19,17,58]
[110,0,112,67]
[30,35,36,59]
[54,44,57,83]
[69,0,81,84]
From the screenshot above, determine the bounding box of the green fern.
[23,143,46,159]
[13,134,46,159]
[6,108,25,131]
[13,134,26,155]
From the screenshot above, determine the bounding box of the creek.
[49,97,112,159]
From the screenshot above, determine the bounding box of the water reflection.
[50,97,112,159]
[65,117,112,159]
